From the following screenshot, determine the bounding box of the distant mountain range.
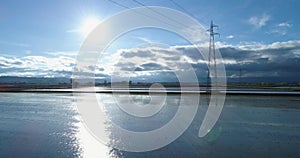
[0,76,298,85]
[0,76,71,85]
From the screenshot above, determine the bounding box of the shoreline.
[1,88,300,96]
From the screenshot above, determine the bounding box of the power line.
[132,0,191,29]
[107,0,185,29]
[169,0,197,19]
[107,0,132,10]
[169,0,186,12]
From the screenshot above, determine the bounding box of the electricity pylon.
[207,20,219,91]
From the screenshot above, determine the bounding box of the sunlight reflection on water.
[74,119,112,158]
[0,93,300,157]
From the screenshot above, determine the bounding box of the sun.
[79,16,101,37]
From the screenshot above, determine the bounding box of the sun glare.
[79,17,101,37]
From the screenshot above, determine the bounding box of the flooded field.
[0,92,299,157]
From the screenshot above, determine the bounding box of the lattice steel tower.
[207,20,219,90]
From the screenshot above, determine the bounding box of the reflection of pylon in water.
[207,20,219,92]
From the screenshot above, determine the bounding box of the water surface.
[0,93,299,157]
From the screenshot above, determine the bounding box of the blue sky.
[0,0,300,82]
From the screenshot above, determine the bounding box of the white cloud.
[269,29,287,35]
[278,22,292,27]
[46,51,78,57]
[0,54,75,77]
[226,35,234,39]
[248,14,270,28]
[268,22,292,36]
[224,40,300,51]
[1,40,300,82]
[100,40,300,82]
[135,37,155,44]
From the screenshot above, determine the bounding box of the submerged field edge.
[1,89,300,96]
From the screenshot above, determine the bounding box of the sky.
[0,0,300,83]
